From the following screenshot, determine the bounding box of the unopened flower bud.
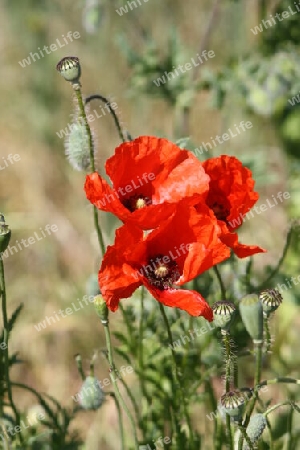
[242,413,267,449]
[64,121,91,171]
[94,295,108,323]
[78,375,104,410]
[56,56,81,83]
[0,213,11,253]
[221,390,245,422]
[259,289,282,316]
[212,301,236,331]
[239,294,263,344]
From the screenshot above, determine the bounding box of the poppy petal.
[144,279,213,320]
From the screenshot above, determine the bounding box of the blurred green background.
[0,0,299,448]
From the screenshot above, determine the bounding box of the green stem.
[257,227,293,290]
[222,332,234,450]
[205,381,223,450]
[264,315,272,353]
[118,376,140,425]
[222,331,232,392]
[237,424,254,450]
[138,287,147,434]
[265,401,298,417]
[73,85,106,257]
[226,414,233,450]
[0,259,23,445]
[103,320,139,449]
[108,392,125,450]
[238,343,263,449]
[85,94,128,143]
[213,266,226,299]
[158,303,195,449]
[93,206,106,256]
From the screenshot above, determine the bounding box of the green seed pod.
[259,289,282,316]
[94,295,108,323]
[220,390,245,422]
[64,121,91,171]
[239,294,263,344]
[212,301,236,331]
[78,376,105,410]
[56,56,81,83]
[0,213,11,253]
[242,413,267,449]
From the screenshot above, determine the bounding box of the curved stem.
[213,266,226,299]
[85,94,128,143]
[0,259,23,445]
[257,227,293,290]
[158,303,195,449]
[103,320,139,449]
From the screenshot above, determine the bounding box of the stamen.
[143,254,180,290]
[123,195,152,212]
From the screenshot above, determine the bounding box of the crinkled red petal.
[143,278,213,320]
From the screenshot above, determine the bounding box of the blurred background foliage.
[0,0,299,448]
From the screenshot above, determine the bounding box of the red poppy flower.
[99,202,231,320]
[85,136,209,229]
[201,155,266,258]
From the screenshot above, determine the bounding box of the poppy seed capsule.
[56,56,81,83]
[242,413,267,450]
[94,295,108,323]
[0,213,11,253]
[78,376,105,410]
[220,390,245,421]
[212,301,236,331]
[239,294,263,344]
[259,289,283,316]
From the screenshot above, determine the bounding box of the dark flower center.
[143,254,180,290]
[123,195,152,212]
[211,202,230,222]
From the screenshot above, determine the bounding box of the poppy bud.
[56,56,81,83]
[0,213,11,253]
[242,413,267,449]
[259,289,282,316]
[78,376,105,410]
[239,294,263,344]
[64,120,91,171]
[212,301,236,331]
[220,390,245,422]
[94,295,108,323]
